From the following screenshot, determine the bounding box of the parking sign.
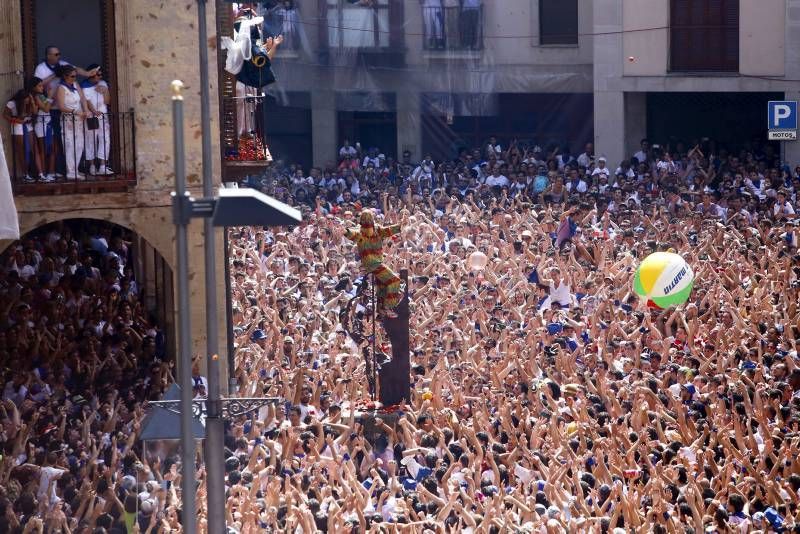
[768,101,798,140]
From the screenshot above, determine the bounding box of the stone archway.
[5,207,175,272]
[2,216,176,360]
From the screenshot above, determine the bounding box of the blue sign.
[768,101,797,130]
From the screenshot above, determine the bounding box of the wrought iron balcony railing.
[422,4,483,51]
[9,110,136,195]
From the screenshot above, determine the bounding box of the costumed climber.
[344,210,403,319]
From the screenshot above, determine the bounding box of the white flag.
[0,132,20,240]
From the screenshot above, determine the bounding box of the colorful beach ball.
[633,252,694,309]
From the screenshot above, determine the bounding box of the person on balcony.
[422,0,445,49]
[81,64,113,176]
[460,0,481,49]
[33,46,98,95]
[3,78,46,183]
[222,8,282,141]
[31,76,56,181]
[54,65,91,180]
[34,47,98,178]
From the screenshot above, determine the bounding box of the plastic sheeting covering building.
[218,0,594,169]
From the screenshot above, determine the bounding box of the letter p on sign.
[768,101,798,129]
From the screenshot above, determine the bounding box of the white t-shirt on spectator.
[363,156,380,168]
[339,145,357,158]
[485,174,509,188]
[2,381,28,405]
[37,465,65,506]
[82,81,109,114]
[774,201,796,218]
[34,60,69,93]
[577,153,593,168]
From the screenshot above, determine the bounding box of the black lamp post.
[162,78,301,534]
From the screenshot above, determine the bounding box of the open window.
[20,0,119,107]
[13,0,136,192]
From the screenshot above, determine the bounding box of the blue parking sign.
[768,101,797,129]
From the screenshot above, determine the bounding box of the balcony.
[9,111,137,196]
[221,95,273,183]
[422,4,484,52]
[317,0,406,67]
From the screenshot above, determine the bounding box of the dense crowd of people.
[227,138,800,533]
[0,221,175,533]
[2,135,800,533]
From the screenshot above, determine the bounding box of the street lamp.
[165,80,301,534]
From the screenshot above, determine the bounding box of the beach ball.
[633,252,694,309]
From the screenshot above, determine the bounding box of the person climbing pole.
[344,209,403,318]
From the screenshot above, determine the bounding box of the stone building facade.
[0,0,227,378]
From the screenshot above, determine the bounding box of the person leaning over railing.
[3,77,46,183]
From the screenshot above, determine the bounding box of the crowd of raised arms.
[2,136,800,533]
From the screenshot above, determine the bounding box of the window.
[327,0,390,48]
[21,0,117,93]
[422,2,484,51]
[539,0,578,45]
[670,0,739,72]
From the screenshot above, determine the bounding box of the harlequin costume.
[345,210,403,317]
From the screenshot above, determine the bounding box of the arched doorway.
[0,218,175,368]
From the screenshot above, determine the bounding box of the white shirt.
[549,280,572,307]
[485,174,509,188]
[362,156,380,168]
[577,153,593,168]
[82,81,109,114]
[38,465,65,506]
[774,201,796,218]
[615,166,636,179]
[2,381,28,405]
[592,166,610,179]
[556,155,574,170]
[339,145,357,158]
[34,60,69,93]
[656,159,676,174]
[573,179,588,193]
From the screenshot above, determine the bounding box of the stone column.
[783,2,800,166]
[783,91,800,166]
[624,92,647,162]
[312,90,337,168]
[396,91,421,161]
[593,0,625,168]
[594,92,625,168]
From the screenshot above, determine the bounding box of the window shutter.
[670,0,738,71]
[540,0,578,46]
[215,0,238,161]
[100,0,118,114]
[20,0,37,76]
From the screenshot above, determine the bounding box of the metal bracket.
[171,191,194,225]
[147,397,280,419]
[171,193,217,225]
